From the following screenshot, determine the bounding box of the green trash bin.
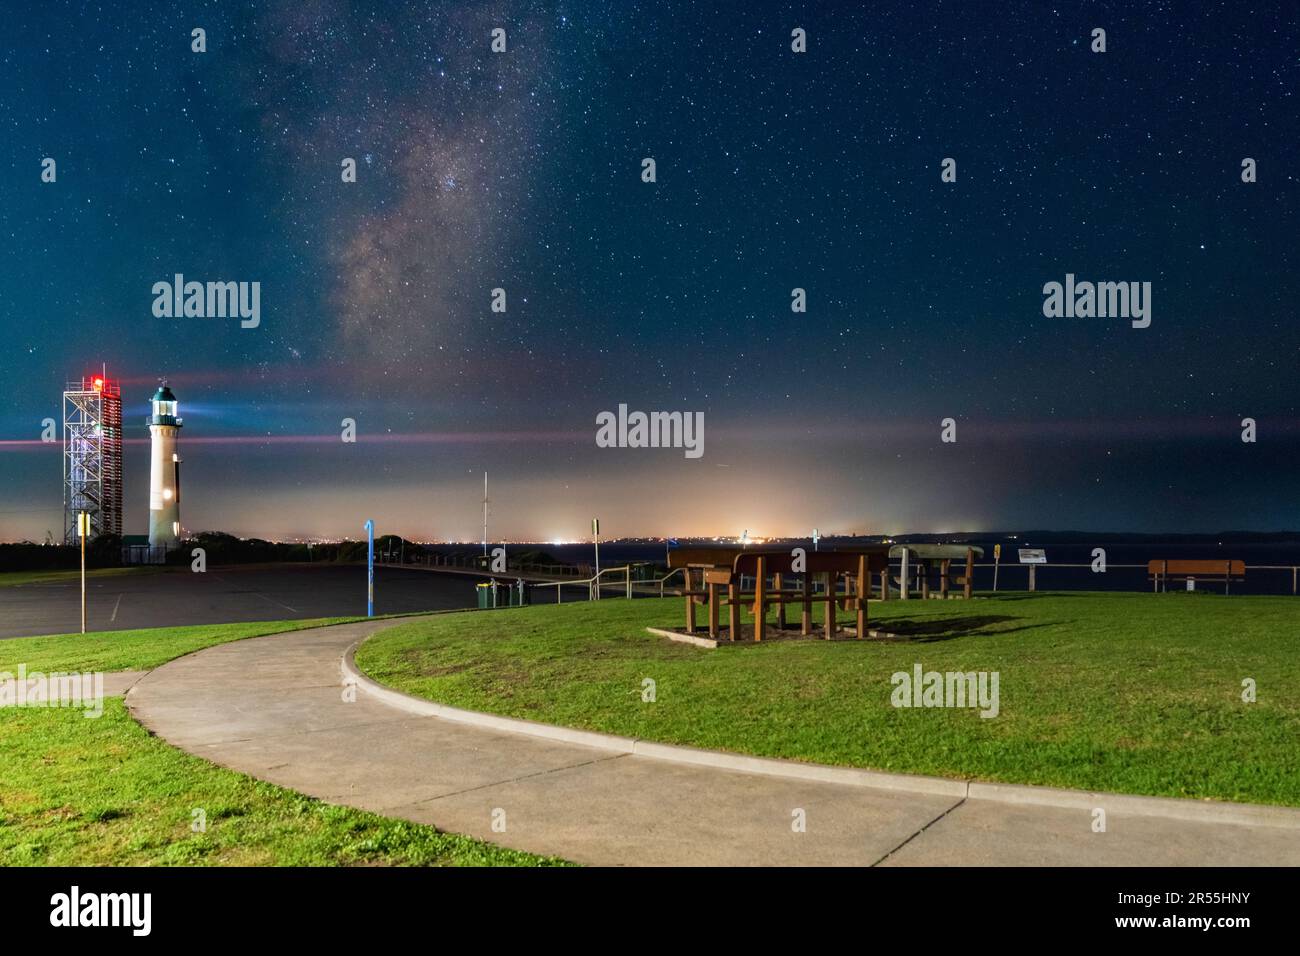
[479,580,530,608]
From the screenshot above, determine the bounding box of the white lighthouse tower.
[147,382,183,550]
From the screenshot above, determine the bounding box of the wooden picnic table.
[667,546,889,641]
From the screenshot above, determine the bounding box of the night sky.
[2,1,1297,542]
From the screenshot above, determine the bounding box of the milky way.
[2,1,1297,540]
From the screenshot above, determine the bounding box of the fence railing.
[483,558,1300,605]
[385,552,591,577]
[964,561,1300,595]
[641,560,1300,599]
[530,565,634,603]
[654,566,686,597]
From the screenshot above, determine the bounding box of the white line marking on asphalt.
[253,591,298,613]
[111,593,122,621]
[211,573,299,613]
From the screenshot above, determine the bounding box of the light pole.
[592,517,600,599]
[78,511,88,633]
[364,519,374,617]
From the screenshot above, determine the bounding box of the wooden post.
[684,568,695,633]
[879,567,889,601]
[774,572,786,630]
[708,581,719,639]
[826,572,837,639]
[920,563,930,600]
[754,556,767,642]
[1028,563,1036,592]
[964,549,974,599]
[856,555,868,639]
[940,559,950,599]
[728,580,740,641]
[899,549,910,600]
[801,573,812,635]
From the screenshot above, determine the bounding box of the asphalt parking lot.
[0,564,486,638]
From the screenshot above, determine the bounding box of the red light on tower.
[92,376,104,391]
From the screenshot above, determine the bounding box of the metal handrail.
[529,565,634,603]
[654,566,686,597]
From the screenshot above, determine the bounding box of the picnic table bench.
[886,544,983,600]
[668,547,890,641]
[1148,559,1245,594]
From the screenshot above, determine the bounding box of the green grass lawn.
[355,592,1300,807]
[0,616,566,866]
[0,698,565,866]
[0,618,369,674]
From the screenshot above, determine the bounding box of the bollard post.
[856,555,868,639]
[823,570,836,638]
[684,568,695,633]
[801,572,812,635]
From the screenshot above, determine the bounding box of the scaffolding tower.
[63,373,123,544]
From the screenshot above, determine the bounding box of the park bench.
[886,544,983,600]
[1147,559,1245,594]
[667,547,889,641]
[667,547,747,637]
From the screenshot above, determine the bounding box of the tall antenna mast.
[482,472,488,556]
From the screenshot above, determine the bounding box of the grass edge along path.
[1,616,568,866]
[0,617,376,674]
[0,698,567,866]
[354,593,1300,808]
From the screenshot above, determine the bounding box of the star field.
[1,0,1297,540]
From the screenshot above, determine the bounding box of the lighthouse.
[147,382,183,550]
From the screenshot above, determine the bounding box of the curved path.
[127,618,1300,866]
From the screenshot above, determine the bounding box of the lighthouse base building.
[146,384,183,551]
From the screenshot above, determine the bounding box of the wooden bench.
[667,547,751,636]
[668,547,889,641]
[886,545,983,600]
[1147,559,1245,594]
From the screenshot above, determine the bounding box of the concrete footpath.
[126,618,1300,866]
